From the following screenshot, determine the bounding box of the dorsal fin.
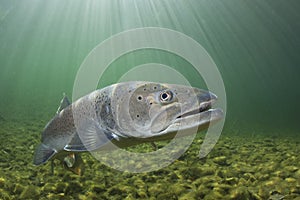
[56,93,71,114]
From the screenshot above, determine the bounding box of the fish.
[33,81,223,175]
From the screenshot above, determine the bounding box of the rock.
[212,184,232,195]
[213,156,228,166]
[268,193,285,200]
[65,181,83,195]
[55,182,67,193]
[43,183,55,193]
[133,178,145,189]
[0,177,5,188]
[92,184,106,193]
[13,183,24,195]
[217,169,237,178]
[243,173,256,182]
[199,166,216,176]
[284,166,298,172]
[179,191,197,200]
[136,189,148,198]
[108,186,123,196]
[148,183,169,197]
[223,177,238,185]
[229,186,251,199]
[0,189,10,200]
[294,169,300,178]
[20,185,40,199]
[197,184,212,199]
[169,183,186,196]
[285,177,296,183]
[291,186,300,194]
[273,170,289,179]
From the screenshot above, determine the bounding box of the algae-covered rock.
[212,156,228,166]
[199,166,216,176]
[291,185,300,194]
[268,192,285,200]
[157,192,177,200]
[0,189,10,200]
[284,166,298,173]
[217,169,237,178]
[133,178,145,189]
[179,191,197,200]
[212,183,232,195]
[285,177,296,183]
[136,189,148,198]
[0,177,5,188]
[273,170,289,179]
[148,183,167,196]
[42,183,55,193]
[202,190,223,200]
[229,186,251,199]
[13,183,24,195]
[64,181,83,195]
[55,182,67,193]
[197,184,212,199]
[258,187,269,199]
[169,183,187,196]
[223,177,238,185]
[294,169,300,178]
[91,184,106,193]
[20,185,40,199]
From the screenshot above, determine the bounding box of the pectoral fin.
[65,118,114,152]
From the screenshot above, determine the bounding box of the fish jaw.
[148,85,223,137]
[160,108,223,135]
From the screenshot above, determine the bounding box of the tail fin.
[33,143,57,165]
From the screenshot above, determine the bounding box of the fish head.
[112,82,223,138]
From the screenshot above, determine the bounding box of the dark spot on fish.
[143,88,146,91]
[136,115,139,118]
[154,86,157,90]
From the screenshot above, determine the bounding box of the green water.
[0,0,299,132]
[0,0,300,199]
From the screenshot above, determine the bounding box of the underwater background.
[0,0,299,199]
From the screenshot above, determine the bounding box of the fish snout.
[196,90,218,112]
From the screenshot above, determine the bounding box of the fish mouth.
[176,99,215,120]
[161,92,223,134]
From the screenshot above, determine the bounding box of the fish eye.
[137,95,143,101]
[160,91,173,102]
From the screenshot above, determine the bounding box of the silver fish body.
[33,82,223,174]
